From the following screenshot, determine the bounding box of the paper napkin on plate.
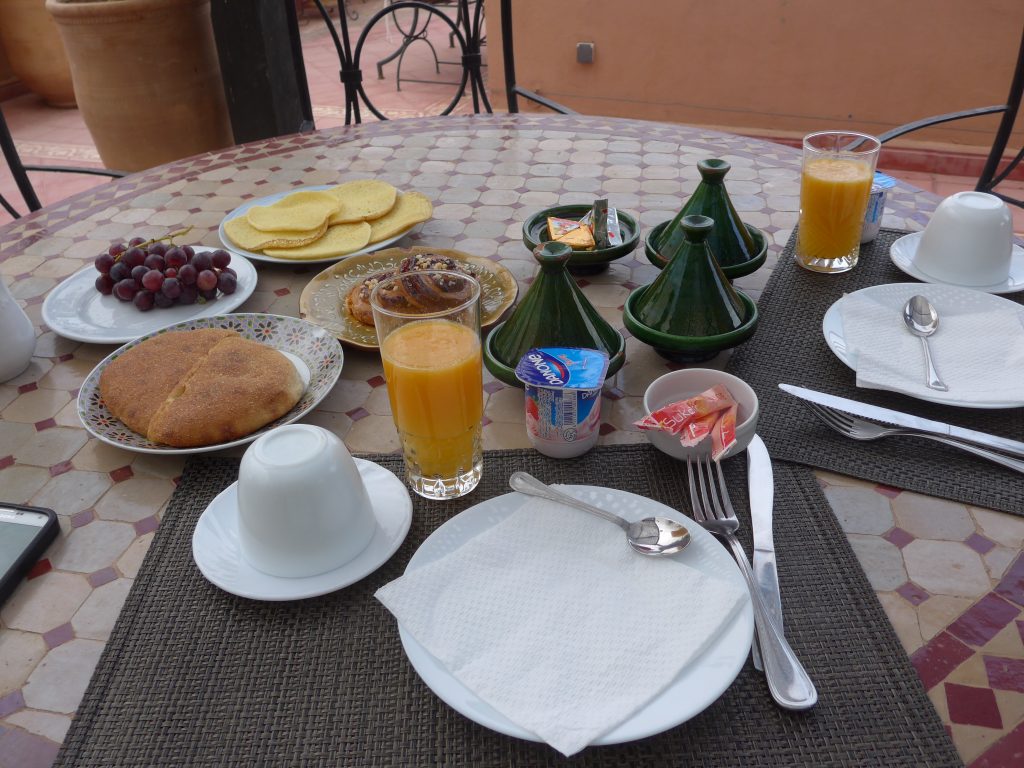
[375,493,746,757]
[839,286,1024,403]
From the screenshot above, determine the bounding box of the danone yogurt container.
[515,347,610,459]
[861,172,897,244]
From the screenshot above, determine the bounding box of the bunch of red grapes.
[94,235,237,312]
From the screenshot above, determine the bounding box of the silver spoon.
[903,295,949,392]
[508,471,691,555]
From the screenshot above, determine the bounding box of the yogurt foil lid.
[514,347,610,389]
[873,172,897,190]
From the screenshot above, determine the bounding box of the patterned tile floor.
[0,13,1022,768]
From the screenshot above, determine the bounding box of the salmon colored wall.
[0,40,15,86]
[489,0,1024,153]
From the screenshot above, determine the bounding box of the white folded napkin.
[375,493,746,756]
[840,285,1024,403]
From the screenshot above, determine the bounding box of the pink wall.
[492,0,1024,153]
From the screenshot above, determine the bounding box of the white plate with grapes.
[42,233,258,344]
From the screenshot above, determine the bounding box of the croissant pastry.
[345,253,478,327]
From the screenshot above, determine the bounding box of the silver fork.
[804,402,1024,475]
[686,455,818,710]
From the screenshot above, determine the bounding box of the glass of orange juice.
[796,131,881,273]
[370,270,483,500]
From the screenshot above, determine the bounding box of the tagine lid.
[484,242,624,385]
[656,159,758,268]
[633,215,750,338]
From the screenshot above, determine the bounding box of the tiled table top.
[0,114,1021,767]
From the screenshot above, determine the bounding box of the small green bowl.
[482,321,626,388]
[622,286,759,363]
[644,220,768,280]
[522,205,640,275]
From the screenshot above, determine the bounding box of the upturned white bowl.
[641,369,759,460]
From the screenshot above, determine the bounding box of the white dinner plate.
[192,459,412,601]
[218,185,421,265]
[889,231,1024,295]
[822,282,1024,408]
[41,248,258,343]
[77,313,343,454]
[397,486,754,746]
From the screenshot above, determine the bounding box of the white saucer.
[889,231,1024,294]
[397,485,753,746]
[192,459,412,600]
[822,282,1024,409]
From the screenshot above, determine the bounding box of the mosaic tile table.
[0,115,1021,767]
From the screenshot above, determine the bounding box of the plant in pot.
[46,0,234,172]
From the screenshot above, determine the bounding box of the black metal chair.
[498,0,573,115]
[311,0,571,123]
[1,106,124,219]
[879,25,1024,208]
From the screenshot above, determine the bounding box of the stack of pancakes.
[223,180,433,260]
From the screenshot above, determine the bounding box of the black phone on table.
[0,503,59,607]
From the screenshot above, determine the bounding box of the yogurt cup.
[860,172,896,244]
[515,347,609,459]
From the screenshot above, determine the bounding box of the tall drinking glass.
[795,131,881,273]
[370,270,483,500]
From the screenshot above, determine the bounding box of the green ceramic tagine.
[624,214,758,362]
[484,241,625,387]
[656,158,759,270]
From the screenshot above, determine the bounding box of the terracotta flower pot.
[0,0,76,107]
[46,0,234,171]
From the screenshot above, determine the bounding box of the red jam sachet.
[709,403,737,461]
[635,384,733,435]
[635,384,738,458]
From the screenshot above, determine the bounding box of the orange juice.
[381,319,483,479]
[797,158,874,263]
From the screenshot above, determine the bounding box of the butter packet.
[547,216,583,240]
[581,201,622,248]
[592,199,610,247]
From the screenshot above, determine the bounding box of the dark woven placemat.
[728,227,1024,516]
[57,446,959,767]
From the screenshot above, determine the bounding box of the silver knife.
[748,435,782,672]
[780,384,1024,460]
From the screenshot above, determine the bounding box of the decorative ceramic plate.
[822,282,1024,409]
[889,231,1024,295]
[41,248,258,344]
[398,485,753,746]
[192,459,412,601]
[218,185,422,266]
[298,246,519,350]
[78,314,344,455]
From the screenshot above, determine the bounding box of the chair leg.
[0,108,42,213]
[1,193,22,219]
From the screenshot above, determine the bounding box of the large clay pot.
[46,0,234,171]
[0,0,76,107]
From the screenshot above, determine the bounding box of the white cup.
[237,424,376,578]
[915,191,1013,287]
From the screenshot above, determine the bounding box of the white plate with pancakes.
[42,248,258,344]
[77,314,343,455]
[218,184,430,265]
